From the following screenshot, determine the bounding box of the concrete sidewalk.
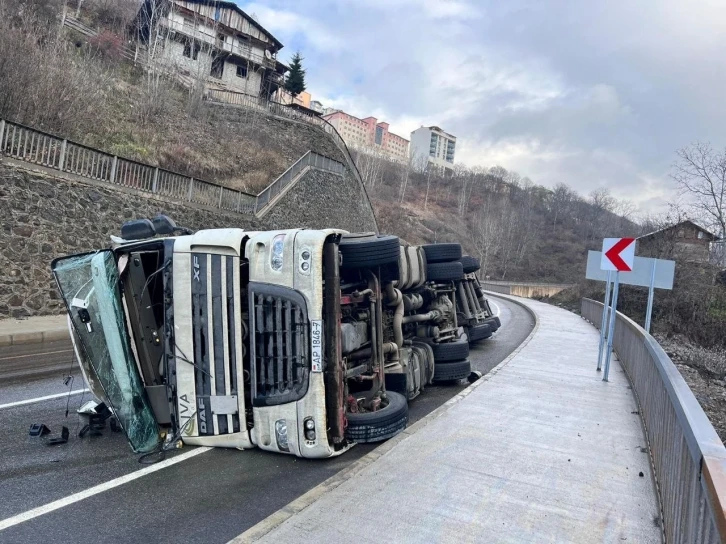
[241,297,662,543]
[0,315,68,347]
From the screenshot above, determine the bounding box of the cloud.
[238,0,726,213]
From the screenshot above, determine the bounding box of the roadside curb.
[0,328,70,348]
[229,293,539,544]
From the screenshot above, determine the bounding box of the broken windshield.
[52,251,160,453]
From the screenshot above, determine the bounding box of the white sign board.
[586,251,675,289]
[600,238,636,272]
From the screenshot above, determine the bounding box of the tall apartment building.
[410,126,456,170]
[322,110,409,162]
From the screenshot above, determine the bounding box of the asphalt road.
[0,296,534,544]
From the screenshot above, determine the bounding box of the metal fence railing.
[581,298,726,544]
[0,117,267,216]
[255,151,345,214]
[204,89,377,231]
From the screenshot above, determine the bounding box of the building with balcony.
[321,110,409,162]
[133,0,287,98]
[410,126,456,171]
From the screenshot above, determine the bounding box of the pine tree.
[284,52,306,97]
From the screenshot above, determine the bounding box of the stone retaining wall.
[1,160,377,318]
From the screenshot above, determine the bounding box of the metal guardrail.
[255,151,344,213]
[581,298,726,544]
[204,89,377,232]
[0,118,258,214]
[0,117,345,218]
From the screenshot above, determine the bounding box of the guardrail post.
[152,167,159,193]
[218,186,223,208]
[236,192,242,213]
[188,177,194,201]
[58,139,68,171]
[0,119,5,152]
[109,156,118,183]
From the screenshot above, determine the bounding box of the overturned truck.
[52,219,500,458]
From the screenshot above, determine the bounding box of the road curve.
[0,296,534,544]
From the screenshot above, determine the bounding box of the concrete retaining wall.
[480,281,575,299]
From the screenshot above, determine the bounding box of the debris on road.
[29,423,51,437]
[47,426,69,445]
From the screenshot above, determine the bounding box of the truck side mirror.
[121,219,156,240]
[152,215,178,235]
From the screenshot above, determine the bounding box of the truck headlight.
[275,419,289,452]
[271,234,285,271]
[304,418,315,441]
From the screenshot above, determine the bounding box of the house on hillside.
[637,220,720,264]
[131,0,287,98]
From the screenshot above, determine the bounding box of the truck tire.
[421,243,462,263]
[482,316,500,332]
[433,360,471,382]
[345,391,408,443]
[460,255,480,274]
[426,261,464,281]
[431,338,469,362]
[468,323,492,343]
[339,234,401,269]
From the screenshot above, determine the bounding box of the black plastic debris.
[29,423,51,437]
[47,426,69,445]
[109,417,121,433]
[468,371,483,384]
[78,403,113,439]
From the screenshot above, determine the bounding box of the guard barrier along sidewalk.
[582,298,726,544]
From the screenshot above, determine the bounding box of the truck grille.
[190,253,241,435]
[249,283,310,406]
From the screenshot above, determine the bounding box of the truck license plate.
[311,320,323,372]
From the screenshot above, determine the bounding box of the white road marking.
[0,446,212,532]
[0,390,90,410]
[490,301,501,317]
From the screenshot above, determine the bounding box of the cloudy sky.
[239,0,726,213]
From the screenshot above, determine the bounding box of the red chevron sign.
[600,238,636,272]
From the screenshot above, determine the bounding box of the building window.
[236,64,248,78]
[698,231,705,240]
[678,229,685,238]
[183,41,201,60]
[210,56,224,79]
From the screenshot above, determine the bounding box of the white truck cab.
[52,217,494,458]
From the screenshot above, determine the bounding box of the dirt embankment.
[656,335,726,442]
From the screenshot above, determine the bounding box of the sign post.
[586,249,676,379]
[644,259,657,333]
[599,238,635,382]
[602,272,621,381]
[596,271,612,372]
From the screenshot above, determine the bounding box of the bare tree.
[550,183,576,229]
[0,1,111,138]
[398,154,415,204]
[672,142,726,263]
